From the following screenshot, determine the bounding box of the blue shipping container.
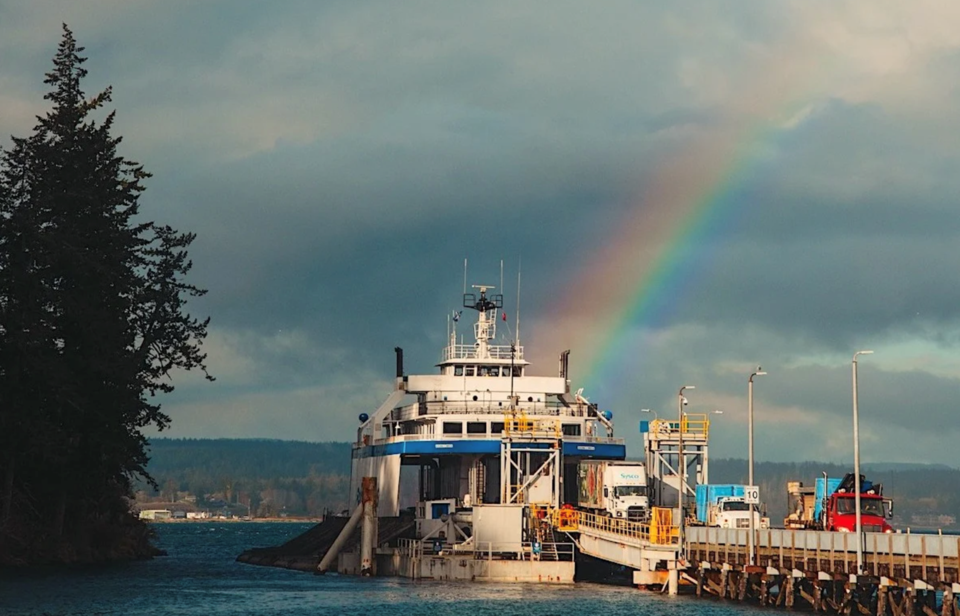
[695,484,746,524]
[814,477,842,521]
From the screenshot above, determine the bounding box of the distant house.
[186,511,210,520]
[139,509,172,521]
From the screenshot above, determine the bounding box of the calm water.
[1,522,767,615]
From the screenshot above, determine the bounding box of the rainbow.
[529,43,831,402]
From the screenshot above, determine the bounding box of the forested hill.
[145,439,351,479]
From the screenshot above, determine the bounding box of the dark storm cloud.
[3,2,960,457]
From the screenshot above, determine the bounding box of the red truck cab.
[825,493,894,533]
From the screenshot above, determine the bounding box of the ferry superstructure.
[344,284,626,581]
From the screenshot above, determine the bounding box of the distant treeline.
[144,439,960,526]
[141,439,353,517]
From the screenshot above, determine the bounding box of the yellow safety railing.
[649,415,710,439]
[539,507,679,546]
[548,507,579,532]
[681,414,710,439]
[504,412,560,438]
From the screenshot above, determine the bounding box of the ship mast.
[463,284,502,360]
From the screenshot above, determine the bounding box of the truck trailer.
[577,460,649,521]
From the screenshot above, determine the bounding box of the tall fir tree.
[0,24,212,564]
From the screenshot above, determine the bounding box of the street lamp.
[678,385,695,554]
[852,350,873,575]
[748,366,767,566]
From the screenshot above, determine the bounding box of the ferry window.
[491,422,505,435]
[467,422,486,435]
[562,424,581,436]
[479,366,489,377]
[465,366,475,377]
[443,422,462,435]
[512,366,522,377]
[488,366,500,376]
[455,366,463,376]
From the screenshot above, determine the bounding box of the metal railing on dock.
[686,526,960,582]
[649,414,711,440]
[539,506,678,546]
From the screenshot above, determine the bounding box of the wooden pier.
[684,527,960,615]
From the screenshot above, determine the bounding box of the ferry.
[341,283,627,581]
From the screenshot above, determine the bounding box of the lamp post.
[678,386,694,554]
[748,367,767,566]
[852,350,873,575]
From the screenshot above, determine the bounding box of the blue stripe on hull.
[352,440,502,458]
[562,442,626,459]
[352,440,626,459]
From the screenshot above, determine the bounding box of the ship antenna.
[510,343,516,406]
[463,258,468,295]
[500,259,504,303]
[515,256,521,346]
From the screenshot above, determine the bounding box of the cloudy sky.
[3,1,960,466]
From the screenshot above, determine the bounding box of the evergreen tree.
[0,24,211,565]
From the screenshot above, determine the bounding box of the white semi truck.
[577,460,649,521]
[695,485,768,529]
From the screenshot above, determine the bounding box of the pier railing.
[686,526,960,582]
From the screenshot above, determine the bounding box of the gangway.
[542,506,684,592]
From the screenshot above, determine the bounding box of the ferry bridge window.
[465,366,475,377]
[491,422,505,435]
[562,424,581,436]
[467,422,487,435]
[443,422,463,435]
[479,366,489,377]
[512,366,522,377]
[454,366,463,376]
[488,366,500,376]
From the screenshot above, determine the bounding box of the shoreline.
[147,517,321,524]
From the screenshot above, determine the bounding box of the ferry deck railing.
[393,402,592,418]
[397,538,574,561]
[367,433,625,447]
[441,344,525,362]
